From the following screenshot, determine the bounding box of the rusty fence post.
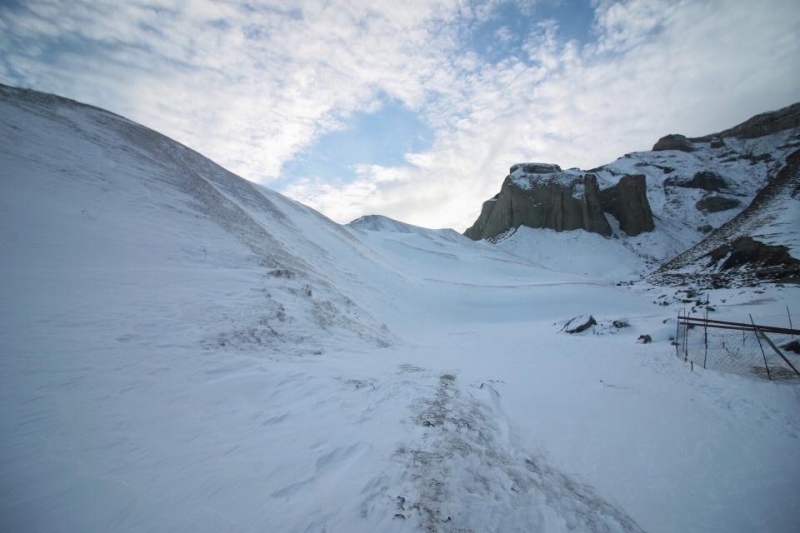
[750,314,771,381]
[703,309,709,369]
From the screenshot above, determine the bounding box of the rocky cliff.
[466,101,800,254]
[464,164,654,240]
[652,102,800,153]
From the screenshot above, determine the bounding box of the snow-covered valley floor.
[3,240,799,533]
[2,86,800,533]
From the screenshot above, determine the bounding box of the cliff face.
[464,164,654,240]
[598,174,655,236]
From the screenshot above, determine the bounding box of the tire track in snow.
[393,373,646,532]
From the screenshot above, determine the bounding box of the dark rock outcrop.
[696,195,741,213]
[694,102,800,140]
[598,174,655,236]
[463,170,608,240]
[652,134,696,152]
[664,171,728,192]
[465,164,655,240]
[706,236,800,273]
[562,315,597,334]
[583,174,615,236]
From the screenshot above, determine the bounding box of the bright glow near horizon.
[2,0,799,230]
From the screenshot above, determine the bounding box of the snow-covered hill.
[2,85,799,533]
[652,148,800,285]
[473,110,800,280]
[594,128,800,270]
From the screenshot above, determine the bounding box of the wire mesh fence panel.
[675,310,800,381]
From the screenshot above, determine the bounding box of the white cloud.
[590,0,675,53]
[285,0,800,230]
[1,0,462,179]
[1,0,799,232]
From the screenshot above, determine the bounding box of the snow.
[495,226,651,279]
[2,85,800,533]
[509,165,587,194]
[585,130,800,267]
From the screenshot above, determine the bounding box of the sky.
[1,0,799,231]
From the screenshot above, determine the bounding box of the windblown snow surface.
[2,85,799,533]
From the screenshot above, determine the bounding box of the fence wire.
[675,310,800,381]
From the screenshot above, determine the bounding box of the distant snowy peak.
[348,214,419,233]
[592,116,800,256]
[347,214,465,241]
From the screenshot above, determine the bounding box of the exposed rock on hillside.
[469,101,799,279]
[653,134,696,152]
[562,315,597,334]
[695,195,741,213]
[464,164,654,240]
[693,102,800,140]
[664,171,728,192]
[706,236,799,276]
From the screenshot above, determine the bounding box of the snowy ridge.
[594,129,799,246]
[348,214,464,243]
[494,118,800,279]
[2,85,800,533]
[652,147,800,280]
[509,165,593,196]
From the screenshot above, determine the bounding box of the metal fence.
[675,310,800,381]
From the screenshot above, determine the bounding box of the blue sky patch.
[277,97,433,187]
[466,0,595,63]
[536,0,595,44]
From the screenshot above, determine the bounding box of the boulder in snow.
[696,195,741,213]
[562,315,597,334]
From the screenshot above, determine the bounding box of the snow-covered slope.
[594,129,799,263]
[652,148,800,284]
[496,225,649,279]
[2,85,800,533]
[0,84,406,353]
[482,115,800,280]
